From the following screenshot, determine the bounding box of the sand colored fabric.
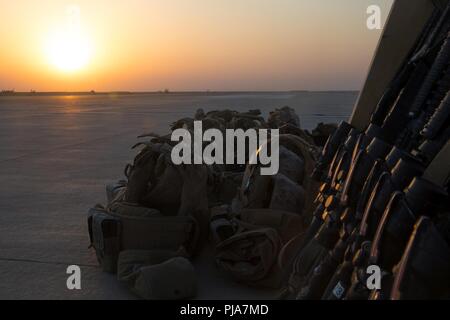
[278,146,305,184]
[142,164,182,216]
[88,206,121,273]
[108,202,162,218]
[268,106,301,128]
[124,149,157,204]
[239,166,272,208]
[209,205,236,243]
[107,201,199,254]
[215,228,282,286]
[106,181,127,204]
[116,214,199,255]
[269,173,306,214]
[278,134,320,223]
[87,106,323,297]
[238,134,318,219]
[238,209,304,243]
[213,209,306,288]
[119,254,198,300]
[209,171,244,205]
[279,123,316,145]
[88,205,200,275]
[117,249,185,285]
[216,134,319,288]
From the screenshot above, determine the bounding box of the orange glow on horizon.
[0,0,393,92]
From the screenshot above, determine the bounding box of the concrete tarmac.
[0,92,354,299]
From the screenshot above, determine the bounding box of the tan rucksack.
[87,204,199,273]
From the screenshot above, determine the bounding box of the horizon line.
[0,89,359,96]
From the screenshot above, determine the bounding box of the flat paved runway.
[0,92,355,299]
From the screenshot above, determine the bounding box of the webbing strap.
[118,214,197,253]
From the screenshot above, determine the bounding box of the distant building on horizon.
[1,89,15,95]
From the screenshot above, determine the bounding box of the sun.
[45,5,92,72]
[46,31,91,72]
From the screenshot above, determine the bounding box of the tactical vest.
[87,204,199,273]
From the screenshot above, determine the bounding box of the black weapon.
[285,3,450,300]
[367,177,448,300]
[370,2,450,126]
[398,33,450,150]
[299,150,424,299]
[320,154,425,300]
[390,216,450,300]
[313,121,353,180]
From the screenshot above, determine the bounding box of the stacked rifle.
[282,2,450,300]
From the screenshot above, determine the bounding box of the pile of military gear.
[87,1,450,301]
[88,106,332,299]
[280,3,450,300]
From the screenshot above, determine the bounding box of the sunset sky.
[0,0,392,92]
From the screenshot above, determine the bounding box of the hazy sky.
[0,0,393,92]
